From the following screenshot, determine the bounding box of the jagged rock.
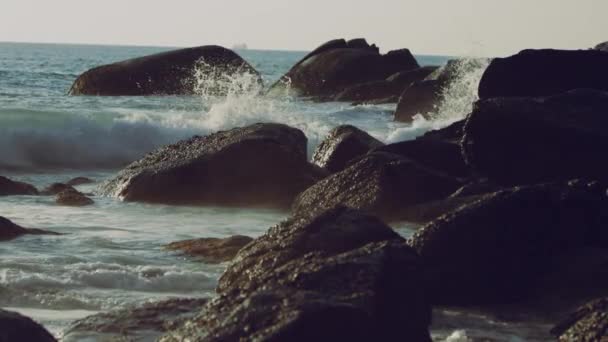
[165,235,253,263]
[0,309,56,342]
[55,189,94,207]
[293,152,462,222]
[101,123,327,207]
[478,49,608,99]
[0,176,38,196]
[0,216,59,241]
[69,46,261,96]
[462,89,608,186]
[312,125,384,173]
[551,297,608,341]
[65,177,94,186]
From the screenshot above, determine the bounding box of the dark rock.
[218,206,402,293]
[0,176,38,196]
[65,177,94,186]
[409,182,606,305]
[398,195,482,224]
[346,38,375,50]
[0,309,56,342]
[418,119,466,144]
[449,179,501,198]
[63,298,209,342]
[55,189,94,207]
[40,183,77,196]
[165,235,253,263]
[551,297,608,341]
[595,41,608,52]
[69,46,261,96]
[101,123,327,208]
[0,216,59,241]
[394,80,442,122]
[478,49,608,99]
[312,125,384,173]
[269,39,419,99]
[293,152,462,222]
[334,66,437,103]
[462,89,608,186]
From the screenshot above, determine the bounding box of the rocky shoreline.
[2,38,608,341]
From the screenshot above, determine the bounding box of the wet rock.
[595,41,608,52]
[69,46,261,96]
[55,188,94,207]
[65,177,94,186]
[449,179,501,198]
[462,89,608,186]
[165,235,253,263]
[551,297,608,341]
[409,182,606,305]
[0,176,38,196]
[0,216,59,241]
[63,298,209,342]
[293,152,462,222]
[398,195,482,224]
[418,119,466,144]
[218,206,402,293]
[312,125,384,173]
[40,183,77,196]
[478,49,608,99]
[0,309,56,342]
[269,38,419,99]
[101,123,327,208]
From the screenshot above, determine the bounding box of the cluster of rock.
[1,176,95,208]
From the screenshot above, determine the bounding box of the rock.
[69,46,261,96]
[40,183,77,196]
[293,152,462,222]
[551,297,608,341]
[418,119,466,144]
[165,235,253,263]
[312,125,384,173]
[462,89,608,186]
[595,41,608,52]
[398,195,482,224]
[478,49,608,99]
[409,182,606,305]
[449,179,501,198]
[55,189,94,207]
[65,177,94,186]
[334,66,437,103]
[269,38,419,99]
[218,206,402,293]
[0,176,38,196]
[101,123,327,207]
[0,216,59,241]
[63,298,209,342]
[0,309,56,342]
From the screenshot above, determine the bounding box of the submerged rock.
[462,89,608,186]
[69,45,261,96]
[65,177,94,186]
[293,152,462,222]
[0,309,56,342]
[551,297,608,341]
[269,38,419,99]
[312,125,384,173]
[478,49,608,99]
[0,216,59,241]
[101,123,327,208]
[165,235,253,263]
[55,188,94,207]
[0,176,38,196]
[63,298,209,342]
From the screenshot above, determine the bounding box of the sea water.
[0,42,550,341]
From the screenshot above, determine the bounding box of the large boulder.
[595,41,608,52]
[409,181,607,305]
[269,38,419,99]
[101,123,327,207]
[478,49,608,99]
[0,309,56,342]
[312,125,384,173]
[0,176,38,196]
[293,152,462,222]
[69,46,261,96]
[551,297,608,341]
[165,235,253,263]
[0,216,59,241]
[462,89,608,186]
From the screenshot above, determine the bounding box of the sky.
[1,0,606,57]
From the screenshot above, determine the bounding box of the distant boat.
[232,43,248,50]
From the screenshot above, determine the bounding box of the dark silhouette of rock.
[40,183,77,196]
[101,123,327,208]
[63,298,209,342]
[0,309,56,342]
[56,189,94,207]
[312,125,384,173]
[0,216,59,241]
[409,181,606,306]
[418,119,466,144]
[595,41,608,52]
[449,179,501,198]
[0,176,38,196]
[478,49,608,99]
[551,297,608,341]
[66,177,94,186]
[462,89,608,186]
[293,152,462,222]
[69,46,261,96]
[269,38,419,99]
[165,235,253,263]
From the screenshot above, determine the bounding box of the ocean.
[0,42,547,341]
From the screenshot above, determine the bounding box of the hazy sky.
[1,0,606,56]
